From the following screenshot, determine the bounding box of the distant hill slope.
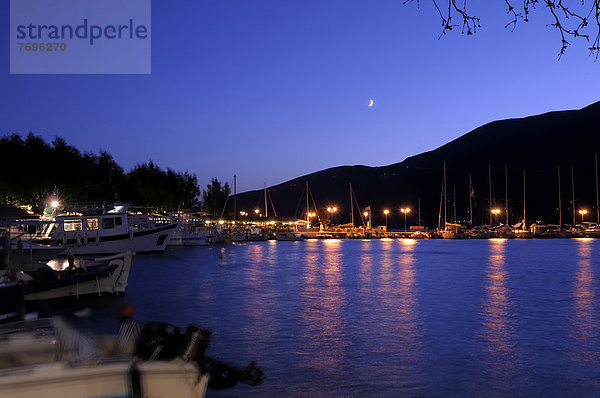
[235,102,600,228]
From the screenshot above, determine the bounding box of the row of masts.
[440,154,600,228]
[236,153,600,229]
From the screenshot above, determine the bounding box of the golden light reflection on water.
[358,240,374,295]
[481,238,517,376]
[300,239,347,371]
[570,238,597,364]
[243,243,273,349]
[394,239,423,372]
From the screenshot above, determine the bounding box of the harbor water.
[36,239,600,396]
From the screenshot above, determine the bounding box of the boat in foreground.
[0,358,208,398]
[12,251,133,301]
[0,317,209,398]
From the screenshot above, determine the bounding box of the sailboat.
[514,169,533,238]
[439,162,464,239]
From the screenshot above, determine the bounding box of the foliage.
[0,133,200,211]
[405,0,600,58]
[202,178,231,218]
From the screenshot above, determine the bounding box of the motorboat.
[38,211,177,255]
[169,225,209,246]
[166,213,209,246]
[10,252,133,301]
[0,316,263,397]
[0,317,210,398]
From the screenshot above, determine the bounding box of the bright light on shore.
[51,201,59,208]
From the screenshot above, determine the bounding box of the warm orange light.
[400,208,411,214]
[383,209,389,215]
[363,211,369,217]
[491,208,501,215]
[254,209,259,214]
[579,209,588,215]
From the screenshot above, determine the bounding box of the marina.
[4,0,600,395]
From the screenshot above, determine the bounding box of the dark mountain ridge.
[235,102,600,228]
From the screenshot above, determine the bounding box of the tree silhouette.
[0,133,200,211]
[202,178,231,218]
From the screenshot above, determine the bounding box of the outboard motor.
[135,322,263,390]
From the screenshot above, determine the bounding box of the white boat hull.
[54,223,177,255]
[168,234,208,246]
[0,359,209,398]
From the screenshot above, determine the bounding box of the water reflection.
[394,239,424,378]
[358,240,374,295]
[570,238,597,365]
[299,240,347,372]
[243,243,273,350]
[480,239,517,384]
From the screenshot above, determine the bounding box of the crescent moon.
[368,99,374,107]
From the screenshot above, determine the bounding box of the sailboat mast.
[558,165,562,227]
[596,154,599,225]
[489,164,492,226]
[306,181,309,223]
[438,167,444,229]
[505,165,509,226]
[571,166,576,226]
[453,185,457,223]
[233,175,237,223]
[522,169,526,228]
[349,183,354,227]
[418,197,421,227]
[264,182,268,218]
[469,173,473,227]
[443,161,447,229]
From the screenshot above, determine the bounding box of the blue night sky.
[2,1,600,192]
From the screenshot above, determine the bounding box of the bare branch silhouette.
[404,0,600,59]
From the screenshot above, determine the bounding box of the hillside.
[235,102,600,228]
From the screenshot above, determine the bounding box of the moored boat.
[11,251,133,301]
[0,317,210,398]
[39,211,177,255]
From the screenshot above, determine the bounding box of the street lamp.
[491,208,501,226]
[327,207,337,226]
[579,209,588,224]
[400,208,411,231]
[383,209,389,230]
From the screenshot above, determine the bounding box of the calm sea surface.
[36,239,600,397]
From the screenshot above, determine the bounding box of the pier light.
[51,200,60,208]
[383,209,390,229]
[490,208,501,226]
[254,209,260,215]
[364,211,369,217]
[579,209,588,223]
[400,208,411,231]
[328,207,338,226]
